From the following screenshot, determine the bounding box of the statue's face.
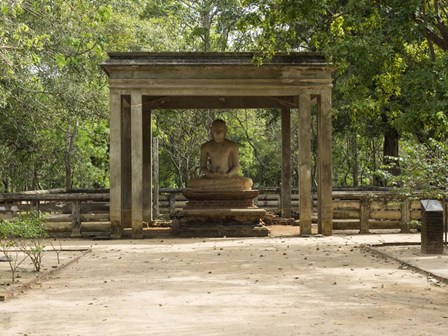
[211,123,227,142]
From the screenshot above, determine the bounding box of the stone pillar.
[131,91,144,238]
[121,96,132,229]
[281,107,292,218]
[109,90,122,238]
[298,93,312,236]
[317,89,333,236]
[152,137,159,218]
[142,107,152,224]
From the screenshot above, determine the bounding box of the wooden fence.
[0,189,446,237]
[0,190,109,238]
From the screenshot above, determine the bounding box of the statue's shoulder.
[201,140,214,149]
[225,139,239,148]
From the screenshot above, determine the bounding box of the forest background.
[1,0,447,195]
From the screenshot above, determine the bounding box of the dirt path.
[1,234,447,336]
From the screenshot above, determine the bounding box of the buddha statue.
[186,119,253,191]
[179,119,268,237]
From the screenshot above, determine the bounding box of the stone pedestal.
[174,189,269,237]
[421,200,444,254]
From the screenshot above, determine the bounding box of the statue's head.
[210,119,227,142]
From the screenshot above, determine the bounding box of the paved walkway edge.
[0,248,91,302]
[361,244,448,285]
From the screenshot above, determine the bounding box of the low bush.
[0,212,47,282]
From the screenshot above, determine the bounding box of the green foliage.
[238,0,448,188]
[140,0,245,51]
[153,109,209,187]
[0,0,111,191]
[74,120,110,188]
[226,109,282,187]
[407,220,422,230]
[383,138,448,197]
[1,0,448,193]
[0,212,47,281]
[0,212,47,240]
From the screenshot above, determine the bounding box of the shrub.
[0,212,47,282]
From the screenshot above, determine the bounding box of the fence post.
[359,197,370,234]
[71,201,82,238]
[400,198,411,233]
[31,200,40,215]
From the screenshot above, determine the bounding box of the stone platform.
[173,221,269,238]
[174,189,269,237]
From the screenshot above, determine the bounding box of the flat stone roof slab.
[102,52,329,69]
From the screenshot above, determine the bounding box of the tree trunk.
[31,164,38,190]
[65,121,78,190]
[371,138,381,186]
[383,122,400,178]
[202,10,211,51]
[351,131,359,187]
[3,177,9,193]
[352,132,359,187]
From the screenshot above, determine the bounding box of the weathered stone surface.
[186,176,253,191]
[182,208,266,222]
[179,190,268,237]
[173,222,269,238]
[182,189,259,208]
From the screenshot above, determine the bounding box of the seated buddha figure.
[186,119,253,191]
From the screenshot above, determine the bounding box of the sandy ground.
[0,232,447,336]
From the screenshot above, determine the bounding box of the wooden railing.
[0,188,446,237]
[0,190,109,238]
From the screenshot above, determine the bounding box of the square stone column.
[142,108,152,224]
[317,89,333,235]
[281,107,292,218]
[298,93,312,235]
[131,91,144,238]
[121,96,132,229]
[109,90,123,238]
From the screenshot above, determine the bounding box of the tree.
[1,0,447,191]
[0,1,112,190]
[153,110,209,187]
[1,1,162,191]
[141,0,245,51]
[239,0,448,186]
